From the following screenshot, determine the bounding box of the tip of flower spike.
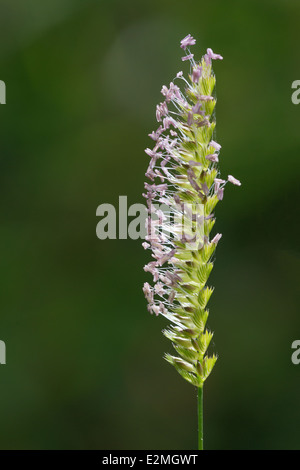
[180,34,196,50]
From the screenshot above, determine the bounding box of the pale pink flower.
[207,48,223,61]
[206,153,219,163]
[228,175,241,186]
[181,54,194,62]
[210,140,222,151]
[192,66,202,83]
[211,233,222,244]
[180,34,196,50]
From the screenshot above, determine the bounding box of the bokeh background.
[0,0,299,450]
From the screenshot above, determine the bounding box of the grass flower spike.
[142,35,241,449]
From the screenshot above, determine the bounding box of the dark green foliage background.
[0,0,299,449]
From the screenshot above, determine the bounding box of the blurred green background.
[0,0,299,450]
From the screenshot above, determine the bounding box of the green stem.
[198,386,204,450]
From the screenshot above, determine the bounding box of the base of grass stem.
[198,386,203,450]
